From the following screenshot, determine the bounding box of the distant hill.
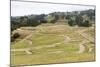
[11,9,95,31]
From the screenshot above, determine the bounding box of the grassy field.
[11,24,95,66]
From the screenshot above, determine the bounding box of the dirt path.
[11,33,86,54]
[15,32,33,45]
[11,48,32,54]
[12,28,94,55]
[58,35,71,43]
[11,42,61,54]
[11,32,34,55]
[34,42,61,49]
[77,41,86,53]
[77,28,94,43]
[48,51,64,54]
[27,40,32,46]
[76,29,88,53]
[76,28,94,53]
[80,33,94,43]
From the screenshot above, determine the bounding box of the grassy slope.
[11,24,95,65]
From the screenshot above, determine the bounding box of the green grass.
[11,40,30,49]
[11,52,95,65]
[11,25,95,66]
[32,33,64,46]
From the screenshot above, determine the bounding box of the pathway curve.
[76,28,94,53]
[11,28,94,55]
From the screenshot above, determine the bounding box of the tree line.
[11,9,95,31]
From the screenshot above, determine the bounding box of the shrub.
[13,33,20,39]
[68,19,74,26]
[11,33,20,42]
[82,20,91,27]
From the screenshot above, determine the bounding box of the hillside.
[11,23,95,66]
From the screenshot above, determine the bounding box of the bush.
[75,16,83,26]
[68,19,74,26]
[40,19,47,23]
[13,33,20,38]
[82,20,91,27]
[11,33,20,42]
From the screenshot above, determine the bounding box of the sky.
[11,1,95,16]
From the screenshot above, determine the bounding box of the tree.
[75,15,83,26]
[68,19,74,26]
[45,15,56,23]
[66,15,70,19]
[20,16,28,26]
[82,20,91,27]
